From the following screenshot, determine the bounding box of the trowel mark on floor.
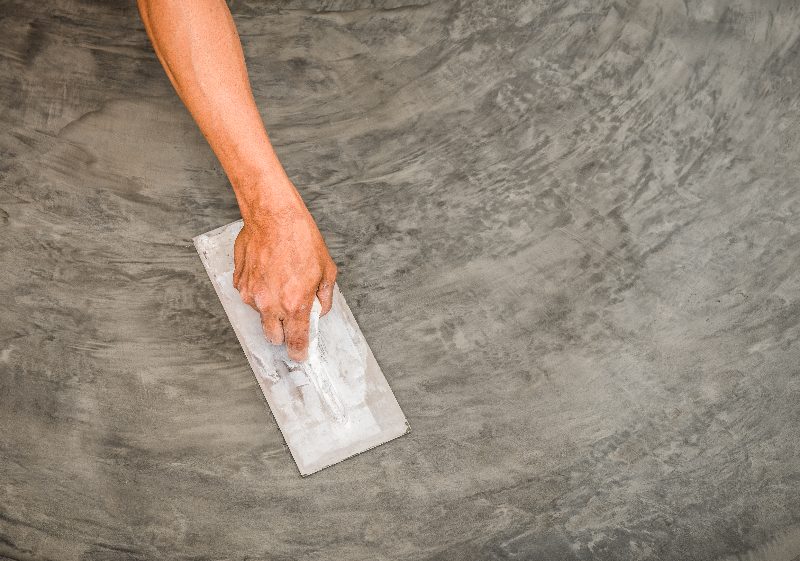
[715,524,800,561]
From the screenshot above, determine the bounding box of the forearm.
[137,0,302,220]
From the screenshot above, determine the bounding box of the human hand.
[233,192,337,362]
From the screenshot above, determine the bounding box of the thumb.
[316,263,337,316]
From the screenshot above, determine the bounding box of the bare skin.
[138,0,337,361]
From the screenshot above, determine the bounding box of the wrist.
[235,173,307,225]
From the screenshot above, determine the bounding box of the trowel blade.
[193,220,410,476]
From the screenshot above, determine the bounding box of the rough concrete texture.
[1,1,800,560]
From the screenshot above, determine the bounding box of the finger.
[236,271,256,308]
[233,233,246,288]
[284,311,311,362]
[317,263,338,316]
[261,313,285,345]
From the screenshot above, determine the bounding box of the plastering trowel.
[193,220,409,476]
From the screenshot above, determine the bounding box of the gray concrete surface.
[2,1,800,560]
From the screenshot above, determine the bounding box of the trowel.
[193,220,409,476]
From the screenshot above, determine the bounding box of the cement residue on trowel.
[278,298,348,424]
[195,222,409,477]
[214,270,355,425]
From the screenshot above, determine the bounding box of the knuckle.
[248,284,276,311]
[253,291,268,310]
[324,262,338,281]
[239,289,254,306]
[282,295,309,316]
[286,302,303,315]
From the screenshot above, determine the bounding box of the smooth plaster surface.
[1,1,800,560]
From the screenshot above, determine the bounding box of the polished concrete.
[2,1,800,560]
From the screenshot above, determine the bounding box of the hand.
[233,192,337,362]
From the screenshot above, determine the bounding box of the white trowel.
[193,220,409,476]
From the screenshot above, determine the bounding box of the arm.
[138,0,337,361]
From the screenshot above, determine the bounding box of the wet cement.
[1,1,800,560]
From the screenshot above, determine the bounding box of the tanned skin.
[138,0,337,361]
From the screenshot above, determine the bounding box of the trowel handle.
[307,297,322,342]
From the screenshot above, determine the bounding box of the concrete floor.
[2,1,800,560]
